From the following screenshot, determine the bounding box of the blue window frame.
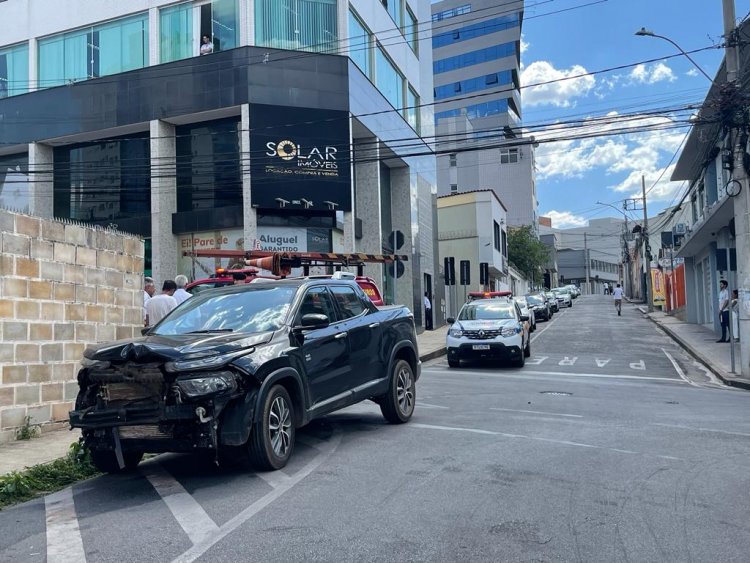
[432,13,520,48]
[432,4,471,22]
[376,46,404,110]
[433,42,515,74]
[0,43,28,98]
[434,71,512,100]
[256,0,338,52]
[435,99,510,123]
[348,9,371,77]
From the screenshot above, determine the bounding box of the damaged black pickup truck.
[70,279,420,473]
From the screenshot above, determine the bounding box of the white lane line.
[410,423,681,461]
[142,462,220,546]
[255,470,293,489]
[417,402,450,410]
[45,487,86,563]
[692,361,725,387]
[530,314,559,343]
[172,431,342,563]
[653,422,750,438]
[661,348,698,387]
[489,407,583,418]
[425,368,687,384]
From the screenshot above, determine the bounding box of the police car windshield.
[459,302,514,321]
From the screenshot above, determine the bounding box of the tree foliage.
[507,226,550,285]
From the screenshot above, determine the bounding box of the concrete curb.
[420,347,446,363]
[639,310,750,391]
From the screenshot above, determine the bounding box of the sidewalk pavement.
[0,328,449,478]
[638,306,750,391]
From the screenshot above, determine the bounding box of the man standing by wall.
[146,280,178,327]
[143,277,155,326]
[718,280,730,343]
[424,292,433,331]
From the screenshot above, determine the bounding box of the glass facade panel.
[211,0,239,51]
[435,99,509,122]
[388,0,402,27]
[0,153,30,213]
[176,119,242,213]
[433,42,515,74]
[434,70,512,100]
[432,4,471,22]
[405,86,419,133]
[39,13,148,87]
[432,13,520,48]
[256,0,338,53]
[0,43,29,98]
[53,134,151,235]
[348,10,371,77]
[406,5,418,54]
[376,47,403,110]
[160,3,193,63]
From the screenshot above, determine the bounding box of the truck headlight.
[448,328,464,337]
[176,372,237,398]
[165,349,251,373]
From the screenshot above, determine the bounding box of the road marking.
[526,356,548,365]
[255,470,293,489]
[692,361,725,387]
[173,431,342,563]
[559,356,578,366]
[530,314,559,343]
[595,358,611,367]
[45,487,86,563]
[653,422,750,438]
[411,423,681,461]
[142,462,220,546]
[417,402,450,409]
[489,407,583,418]
[424,368,686,384]
[629,359,646,370]
[661,348,698,387]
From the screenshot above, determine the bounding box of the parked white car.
[552,288,573,308]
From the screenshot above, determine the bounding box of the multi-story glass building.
[0,0,438,326]
[430,0,537,235]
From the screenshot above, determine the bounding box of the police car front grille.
[464,330,501,340]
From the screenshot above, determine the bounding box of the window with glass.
[432,13,520,48]
[53,134,151,235]
[493,221,501,251]
[376,46,404,111]
[160,3,193,62]
[434,42,515,74]
[0,153,30,213]
[348,9,371,77]
[435,99,509,123]
[500,148,519,164]
[0,43,28,98]
[330,286,366,319]
[39,13,148,87]
[387,0,403,27]
[176,118,242,213]
[404,86,419,133]
[432,4,471,22]
[200,0,239,53]
[434,71,512,101]
[405,5,418,54]
[256,0,338,53]
[449,154,457,167]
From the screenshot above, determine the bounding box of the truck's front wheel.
[379,359,416,423]
[248,385,295,470]
[90,450,143,473]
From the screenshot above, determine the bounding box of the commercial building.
[430,0,537,230]
[437,190,508,317]
[0,0,438,326]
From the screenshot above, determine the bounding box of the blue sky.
[521,0,750,228]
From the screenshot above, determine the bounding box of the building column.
[684,257,698,323]
[150,119,178,288]
[354,138,382,280]
[390,166,417,324]
[28,39,38,93]
[241,104,257,249]
[148,8,160,66]
[28,142,53,218]
[241,0,252,45]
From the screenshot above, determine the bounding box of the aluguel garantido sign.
[250,104,352,212]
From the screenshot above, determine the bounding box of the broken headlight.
[165,349,252,373]
[176,372,237,398]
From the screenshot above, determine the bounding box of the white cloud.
[610,164,684,202]
[521,61,596,108]
[629,62,676,84]
[686,68,699,77]
[520,34,530,54]
[545,210,589,229]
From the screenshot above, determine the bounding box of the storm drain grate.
[540,391,572,396]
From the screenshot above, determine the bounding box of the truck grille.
[119,425,172,439]
[89,363,164,405]
[464,330,501,340]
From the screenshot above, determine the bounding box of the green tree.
[507,225,550,286]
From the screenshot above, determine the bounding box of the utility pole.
[584,232,590,294]
[623,213,630,298]
[724,0,750,376]
[642,175,654,312]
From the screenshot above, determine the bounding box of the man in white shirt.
[423,292,432,330]
[143,277,155,326]
[146,280,178,327]
[612,283,624,316]
[717,280,730,342]
[173,275,192,305]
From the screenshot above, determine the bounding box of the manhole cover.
[540,391,572,396]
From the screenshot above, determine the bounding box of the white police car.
[446,298,531,368]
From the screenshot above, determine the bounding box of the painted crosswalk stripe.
[143,462,219,545]
[45,487,86,563]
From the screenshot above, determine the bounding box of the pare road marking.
[629,359,646,370]
[559,356,578,366]
[526,356,549,365]
[595,358,611,367]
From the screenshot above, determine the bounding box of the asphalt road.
[3,296,750,562]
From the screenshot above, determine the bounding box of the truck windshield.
[152,286,297,335]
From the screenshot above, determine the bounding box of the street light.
[634,28,716,84]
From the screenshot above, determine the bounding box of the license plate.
[472,344,490,350]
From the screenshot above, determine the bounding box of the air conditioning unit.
[673,223,687,235]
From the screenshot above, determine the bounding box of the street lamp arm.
[635,28,716,85]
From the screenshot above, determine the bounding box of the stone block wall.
[0,210,144,443]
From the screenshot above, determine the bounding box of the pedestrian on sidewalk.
[612,283,623,316]
[424,292,433,331]
[173,274,192,305]
[717,280,730,342]
[146,280,178,327]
